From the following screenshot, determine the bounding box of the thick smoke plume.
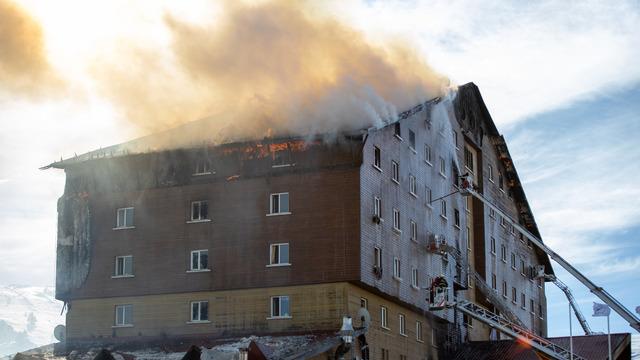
[95,0,449,145]
[0,0,61,99]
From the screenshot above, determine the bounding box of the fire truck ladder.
[459,182,640,333]
[455,300,586,360]
[441,244,526,328]
[546,275,594,335]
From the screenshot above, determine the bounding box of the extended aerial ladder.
[545,274,593,335]
[458,178,640,333]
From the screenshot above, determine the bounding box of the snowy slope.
[0,286,65,356]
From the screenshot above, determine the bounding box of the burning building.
[45,83,553,359]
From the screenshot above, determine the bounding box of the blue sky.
[0,0,638,339]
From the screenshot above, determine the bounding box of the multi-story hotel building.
[48,83,551,359]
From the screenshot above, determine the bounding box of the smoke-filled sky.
[0,0,639,337]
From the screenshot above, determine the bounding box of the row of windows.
[378,304,424,342]
[373,247,432,290]
[113,193,290,229]
[112,244,290,277]
[488,275,544,319]
[113,295,291,327]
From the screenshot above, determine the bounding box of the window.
[520,260,526,276]
[373,146,381,170]
[440,199,447,219]
[463,314,473,328]
[425,145,432,165]
[520,232,526,244]
[491,274,497,290]
[194,158,212,175]
[502,281,507,298]
[499,171,504,191]
[381,306,389,329]
[374,247,382,268]
[511,253,517,270]
[409,175,417,196]
[399,314,406,336]
[393,258,401,280]
[530,299,535,314]
[410,220,417,242]
[521,293,526,309]
[490,237,496,254]
[439,156,446,177]
[115,304,133,326]
[453,130,459,149]
[374,196,382,218]
[539,304,544,319]
[190,250,209,271]
[190,301,209,322]
[464,147,474,173]
[381,348,390,360]
[270,296,290,318]
[114,255,133,277]
[190,201,209,221]
[391,161,399,183]
[489,207,496,219]
[488,164,494,182]
[394,122,401,138]
[453,209,460,228]
[411,268,419,288]
[360,297,369,309]
[269,193,290,214]
[416,321,423,341]
[409,130,416,150]
[501,245,507,262]
[425,186,433,206]
[500,216,507,228]
[393,208,400,231]
[115,207,134,228]
[512,287,517,303]
[272,148,291,167]
[269,243,290,266]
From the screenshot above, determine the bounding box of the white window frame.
[268,192,290,216]
[521,293,526,309]
[189,301,210,323]
[502,281,508,298]
[188,249,210,272]
[439,156,446,177]
[488,164,494,182]
[501,245,507,262]
[511,253,517,270]
[189,200,210,222]
[491,274,497,290]
[425,145,432,165]
[391,161,400,183]
[399,314,406,336]
[393,257,402,281]
[440,199,447,220]
[115,207,135,229]
[374,196,382,218]
[416,321,423,342]
[490,237,496,255]
[453,130,459,150]
[374,247,382,268]
[411,268,419,289]
[193,158,213,176]
[408,130,416,151]
[381,306,389,329]
[464,146,474,173]
[113,255,133,278]
[393,208,401,232]
[409,175,417,196]
[500,216,508,228]
[268,243,290,267]
[410,220,417,242]
[114,304,133,327]
[453,208,461,229]
[269,296,291,319]
[373,146,382,171]
[512,287,517,304]
[489,207,496,219]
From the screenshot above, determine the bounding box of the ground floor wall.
[65,282,444,359]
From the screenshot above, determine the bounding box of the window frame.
[440,199,447,220]
[416,321,423,342]
[424,145,433,165]
[189,200,210,222]
[188,249,210,272]
[269,296,291,319]
[502,281,508,298]
[411,267,419,289]
[115,207,135,229]
[374,196,382,218]
[189,301,210,323]
[193,158,213,176]
[490,237,496,255]
[453,208,461,229]
[391,160,400,183]
[425,186,433,207]
[268,243,291,267]
[268,192,290,216]
[373,146,382,171]
[393,208,401,232]
[410,220,417,242]
[381,306,389,329]
[488,164,494,183]
[393,257,402,281]
[439,156,447,178]
[114,304,133,327]
[409,174,417,196]
[113,255,133,278]
[399,314,406,336]
[374,247,382,269]
[408,130,416,150]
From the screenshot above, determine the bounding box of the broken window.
[190,250,209,271]
[270,296,290,318]
[194,158,212,175]
[190,201,209,221]
[499,171,504,191]
[272,147,291,167]
[269,243,290,265]
[373,146,381,169]
[116,207,134,228]
[114,255,133,277]
[190,301,209,322]
[115,304,133,326]
[409,130,416,150]
[269,193,289,214]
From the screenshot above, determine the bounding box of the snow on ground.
[0,285,65,357]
